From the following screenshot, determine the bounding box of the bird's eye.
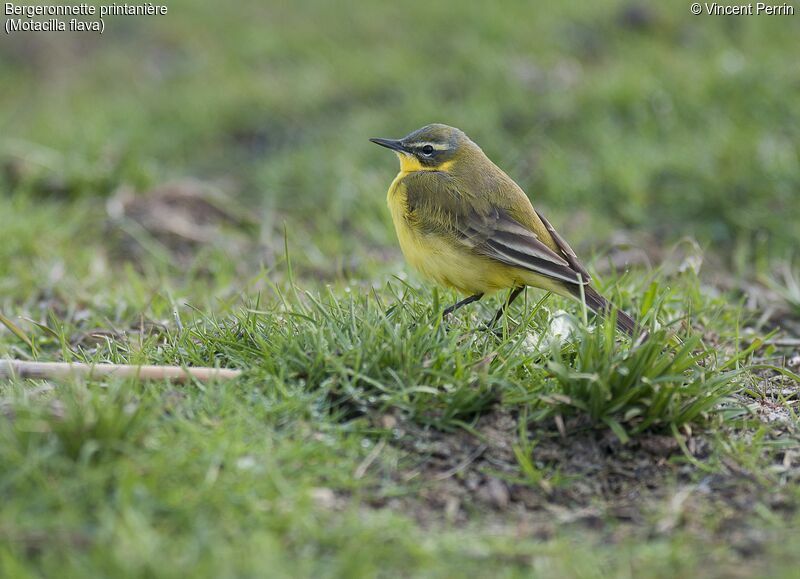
[421,145,434,155]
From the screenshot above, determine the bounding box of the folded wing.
[402,172,591,287]
[458,206,590,286]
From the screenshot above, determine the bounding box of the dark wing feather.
[458,207,588,286]
[534,209,591,283]
[402,171,588,287]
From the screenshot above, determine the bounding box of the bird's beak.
[369,137,407,153]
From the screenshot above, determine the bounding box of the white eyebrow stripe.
[412,142,450,151]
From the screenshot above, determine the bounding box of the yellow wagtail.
[371,123,637,336]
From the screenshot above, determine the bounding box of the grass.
[1,267,796,576]
[1,0,800,576]
[539,324,740,441]
[763,261,800,316]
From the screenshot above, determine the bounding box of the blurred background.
[1,0,799,298]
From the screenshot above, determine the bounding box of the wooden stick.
[0,360,241,383]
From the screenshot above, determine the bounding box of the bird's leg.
[488,286,525,328]
[442,293,483,318]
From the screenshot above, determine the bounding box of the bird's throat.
[396,153,453,173]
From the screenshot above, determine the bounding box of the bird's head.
[370,123,474,173]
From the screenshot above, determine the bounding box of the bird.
[370,123,637,336]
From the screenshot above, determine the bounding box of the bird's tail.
[569,285,638,338]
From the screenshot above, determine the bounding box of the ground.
[1,1,799,577]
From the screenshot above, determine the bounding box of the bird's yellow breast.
[387,174,545,296]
